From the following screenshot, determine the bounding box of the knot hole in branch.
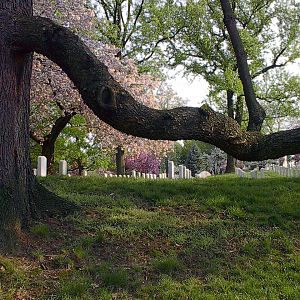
[97,86,117,110]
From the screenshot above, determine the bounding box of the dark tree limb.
[219,0,266,131]
[225,90,235,173]
[252,46,288,78]
[10,16,300,161]
[30,131,43,144]
[30,111,76,169]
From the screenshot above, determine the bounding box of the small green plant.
[84,263,130,289]
[140,276,203,299]
[79,232,105,249]
[30,224,51,237]
[242,239,260,256]
[227,205,246,219]
[52,252,75,270]
[32,249,44,263]
[102,268,130,289]
[153,256,181,274]
[73,245,88,260]
[59,275,91,298]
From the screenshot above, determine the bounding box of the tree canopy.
[11,7,300,160]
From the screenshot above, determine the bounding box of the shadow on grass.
[8,175,298,299]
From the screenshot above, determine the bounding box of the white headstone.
[59,160,67,176]
[260,168,265,178]
[250,169,257,179]
[104,173,108,178]
[83,170,88,177]
[37,156,47,177]
[196,171,212,178]
[168,161,175,179]
[132,170,136,178]
[33,168,37,176]
[142,173,146,178]
[185,168,189,179]
[279,166,283,176]
[179,165,184,179]
[283,156,288,168]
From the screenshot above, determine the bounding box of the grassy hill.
[1,175,300,299]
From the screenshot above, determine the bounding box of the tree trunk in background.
[41,139,55,172]
[225,90,235,173]
[235,95,244,126]
[0,1,34,251]
[116,146,125,175]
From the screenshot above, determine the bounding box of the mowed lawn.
[1,174,300,299]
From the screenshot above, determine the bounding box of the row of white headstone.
[103,161,193,180]
[168,161,193,179]
[235,167,265,179]
[104,172,167,179]
[270,165,300,177]
[33,157,193,180]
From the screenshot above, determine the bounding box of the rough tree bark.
[0,1,35,251]
[0,0,77,252]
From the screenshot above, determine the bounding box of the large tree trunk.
[0,2,78,252]
[0,1,34,251]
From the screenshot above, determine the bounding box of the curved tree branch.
[10,16,300,161]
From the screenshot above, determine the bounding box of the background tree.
[185,144,202,176]
[31,0,174,172]
[125,152,161,175]
[154,0,300,171]
[200,147,227,175]
[91,0,183,74]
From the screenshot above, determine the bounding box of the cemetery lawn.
[1,175,300,299]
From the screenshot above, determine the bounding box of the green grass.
[1,174,300,299]
[30,223,52,237]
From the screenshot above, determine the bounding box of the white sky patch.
[167,66,209,107]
